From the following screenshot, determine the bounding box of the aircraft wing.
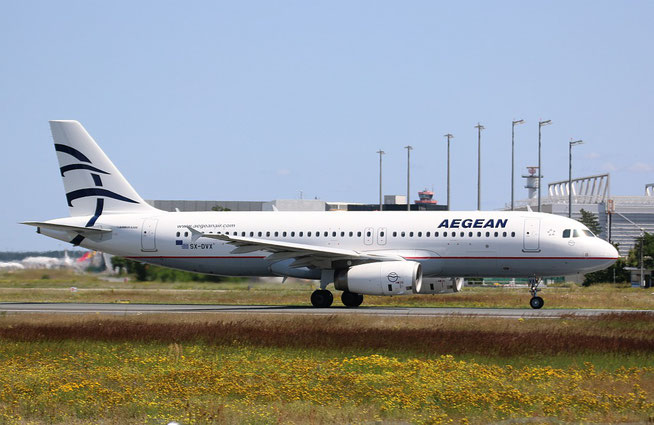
[22,221,111,236]
[192,228,403,269]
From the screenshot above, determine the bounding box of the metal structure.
[568,139,584,217]
[511,120,525,211]
[404,145,413,211]
[474,123,484,210]
[376,149,385,211]
[549,174,610,205]
[444,133,453,210]
[537,119,552,212]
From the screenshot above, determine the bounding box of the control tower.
[522,167,540,200]
[415,189,437,205]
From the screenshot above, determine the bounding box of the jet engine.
[413,277,464,294]
[334,261,422,296]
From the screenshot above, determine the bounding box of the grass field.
[0,313,653,424]
[1,269,653,309]
[1,270,653,423]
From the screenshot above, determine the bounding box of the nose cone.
[600,240,619,267]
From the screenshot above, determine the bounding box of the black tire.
[529,296,544,309]
[341,291,364,307]
[311,289,333,308]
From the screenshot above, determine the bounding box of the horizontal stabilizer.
[21,221,112,236]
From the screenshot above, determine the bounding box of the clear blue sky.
[2,1,653,251]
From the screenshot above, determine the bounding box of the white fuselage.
[40,210,619,279]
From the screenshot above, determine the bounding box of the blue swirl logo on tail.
[56,143,138,245]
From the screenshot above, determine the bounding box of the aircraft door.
[377,227,387,245]
[141,218,158,252]
[364,227,373,245]
[522,218,540,252]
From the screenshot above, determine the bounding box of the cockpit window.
[573,229,580,238]
[562,229,570,238]
[582,229,595,237]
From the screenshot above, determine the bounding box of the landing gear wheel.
[311,289,333,308]
[530,296,544,309]
[341,291,364,307]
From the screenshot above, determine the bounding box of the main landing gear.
[341,291,364,308]
[310,289,364,308]
[310,289,333,308]
[529,277,544,309]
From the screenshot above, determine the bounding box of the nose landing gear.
[529,277,544,309]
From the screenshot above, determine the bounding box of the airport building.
[147,191,447,214]
[509,169,654,256]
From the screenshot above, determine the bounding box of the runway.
[0,302,651,318]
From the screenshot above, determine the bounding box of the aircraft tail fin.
[49,120,158,217]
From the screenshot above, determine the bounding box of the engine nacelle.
[413,277,464,294]
[334,261,422,296]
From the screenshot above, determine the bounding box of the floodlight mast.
[568,139,583,218]
[511,119,525,211]
[405,145,413,211]
[537,119,552,212]
[474,123,485,211]
[376,149,385,211]
[444,134,453,210]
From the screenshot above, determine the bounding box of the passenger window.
[511,232,515,237]
[460,231,464,237]
[274,231,279,237]
[291,231,295,237]
[485,232,490,237]
[503,232,507,237]
[340,232,344,237]
[435,232,439,237]
[426,232,430,237]
[282,231,286,237]
[258,232,262,237]
[349,232,353,237]
[401,232,406,237]
[316,232,320,237]
[308,232,312,237]
[393,231,397,237]
[380,231,385,237]
[418,232,422,237]
[444,231,448,237]
[494,232,498,237]
[184,232,188,237]
[300,232,304,237]
[477,232,481,237]
[324,232,328,237]
[366,231,371,237]
[562,229,570,238]
[469,232,473,237]
[250,231,254,237]
[176,232,180,237]
[266,231,270,237]
[409,232,414,237]
[357,231,362,237]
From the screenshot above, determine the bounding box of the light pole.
[537,119,552,212]
[444,134,453,210]
[568,139,583,218]
[376,149,385,211]
[511,120,525,211]
[405,145,413,211]
[474,123,484,210]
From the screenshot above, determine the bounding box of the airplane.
[23,121,619,309]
